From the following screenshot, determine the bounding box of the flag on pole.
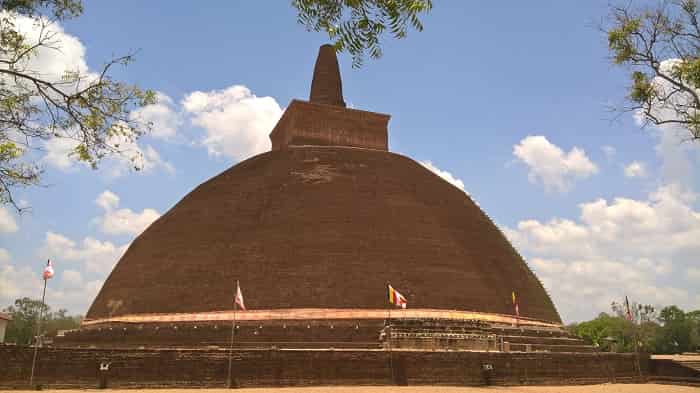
[388,284,407,309]
[234,280,246,310]
[42,260,54,280]
[512,291,520,317]
[624,296,633,321]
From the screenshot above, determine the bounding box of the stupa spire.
[269,44,389,151]
[309,44,346,107]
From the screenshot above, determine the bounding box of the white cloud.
[513,135,598,192]
[0,248,10,264]
[130,92,181,140]
[0,206,18,233]
[624,161,647,178]
[602,145,616,160]
[61,269,83,287]
[95,190,120,211]
[0,259,105,313]
[104,140,175,178]
[42,137,81,171]
[42,231,128,273]
[633,58,700,187]
[420,161,466,191]
[3,13,91,86]
[1,230,125,312]
[505,184,700,322]
[688,267,700,280]
[94,190,160,236]
[42,131,174,178]
[654,124,699,187]
[182,85,283,161]
[0,263,41,305]
[6,16,175,178]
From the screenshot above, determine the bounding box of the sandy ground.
[2,386,697,393]
[652,354,700,361]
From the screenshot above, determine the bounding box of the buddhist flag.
[624,296,633,321]
[512,291,520,317]
[234,280,246,311]
[42,260,54,280]
[388,284,407,309]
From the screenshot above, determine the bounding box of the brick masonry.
[0,345,648,389]
[269,100,390,151]
[86,147,561,323]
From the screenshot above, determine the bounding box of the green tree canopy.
[0,0,154,210]
[656,305,694,353]
[571,301,700,354]
[292,0,432,67]
[2,297,82,345]
[606,0,700,142]
[570,312,639,352]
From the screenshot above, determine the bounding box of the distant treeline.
[566,301,700,354]
[2,297,82,345]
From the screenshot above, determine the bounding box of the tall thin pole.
[387,303,394,384]
[633,318,642,378]
[227,283,238,388]
[29,278,47,387]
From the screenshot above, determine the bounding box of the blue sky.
[0,1,698,323]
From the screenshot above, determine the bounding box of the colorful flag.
[624,296,633,321]
[42,260,54,280]
[234,280,246,311]
[512,291,520,317]
[388,284,407,309]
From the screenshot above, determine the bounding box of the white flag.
[42,260,54,280]
[234,281,246,310]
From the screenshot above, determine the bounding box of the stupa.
[3,46,649,391]
[68,45,563,348]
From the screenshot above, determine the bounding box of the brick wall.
[57,319,383,349]
[0,345,646,389]
[86,147,561,323]
[649,359,700,378]
[269,100,389,151]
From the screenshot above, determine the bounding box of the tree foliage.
[2,297,82,345]
[606,0,700,142]
[0,0,154,210]
[568,312,641,352]
[569,299,700,354]
[292,0,432,67]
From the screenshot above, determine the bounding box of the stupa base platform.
[56,308,568,350]
[0,345,648,389]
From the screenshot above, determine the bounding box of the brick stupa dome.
[85,45,561,327]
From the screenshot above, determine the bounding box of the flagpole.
[29,278,47,387]
[633,307,642,379]
[386,285,394,385]
[624,296,642,379]
[227,282,238,388]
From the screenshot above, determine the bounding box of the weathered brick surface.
[58,319,384,348]
[308,44,346,107]
[87,147,560,324]
[650,359,700,378]
[269,100,389,151]
[0,346,646,389]
[58,318,578,351]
